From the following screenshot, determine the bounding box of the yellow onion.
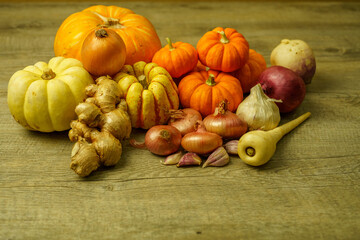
[203,100,247,139]
[181,121,223,155]
[81,28,126,77]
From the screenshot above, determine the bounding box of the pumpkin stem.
[95,28,108,38]
[166,38,175,51]
[218,31,229,44]
[92,11,124,29]
[206,74,216,86]
[41,68,56,80]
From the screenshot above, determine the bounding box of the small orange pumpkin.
[152,38,198,79]
[197,27,249,73]
[54,5,161,65]
[231,49,267,93]
[178,70,243,117]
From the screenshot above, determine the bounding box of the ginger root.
[69,76,132,177]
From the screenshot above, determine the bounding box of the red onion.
[181,121,223,155]
[258,66,306,113]
[168,108,202,136]
[130,125,181,156]
[203,100,247,139]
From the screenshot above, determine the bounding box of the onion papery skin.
[168,108,202,136]
[258,66,306,113]
[203,101,247,139]
[181,122,223,155]
[145,125,182,156]
[81,28,126,77]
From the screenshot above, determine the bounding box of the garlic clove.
[177,152,202,167]
[223,140,238,155]
[162,151,184,165]
[202,146,230,168]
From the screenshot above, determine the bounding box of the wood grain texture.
[0,1,359,240]
[1,0,358,2]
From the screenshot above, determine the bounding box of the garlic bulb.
[236,84,281,131]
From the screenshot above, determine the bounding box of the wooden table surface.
[1,1,359,239]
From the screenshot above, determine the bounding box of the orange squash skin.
[231,49,267,93]
[152,39,198,79]
[178,70,243,117]
[197,27,249,73]
[54,5,161,65]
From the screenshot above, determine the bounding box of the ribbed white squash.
[7,57,94,132]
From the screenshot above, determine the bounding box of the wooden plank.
[0,1,359,240]
[0,0,358,2]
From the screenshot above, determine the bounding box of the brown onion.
[181,121,223,155]
[81,28,126,77]
[130,125,181,156]
[168,108,202,136]
[203,100,247,139]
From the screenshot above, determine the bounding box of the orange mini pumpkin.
[197,27,249,73]
[152,38,198,79]
[231,49,267,93]
[54,5,161,65]
[178,70,243,117]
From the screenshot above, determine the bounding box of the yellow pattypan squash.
[7,56,94,132]
[114,61,179,129]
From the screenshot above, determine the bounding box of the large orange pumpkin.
[54,5,161,65]
[231,49,267,93]
[178,70,243,117]
[197,27,249,73]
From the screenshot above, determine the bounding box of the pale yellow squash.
[7,57,94,132]
[114,61,179,129]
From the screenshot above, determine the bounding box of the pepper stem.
[166,38,175,51]
[206,74,216,86]
[218,31,229,44]
[41,68,56,80]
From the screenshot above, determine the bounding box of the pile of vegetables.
[7,4,316,177]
